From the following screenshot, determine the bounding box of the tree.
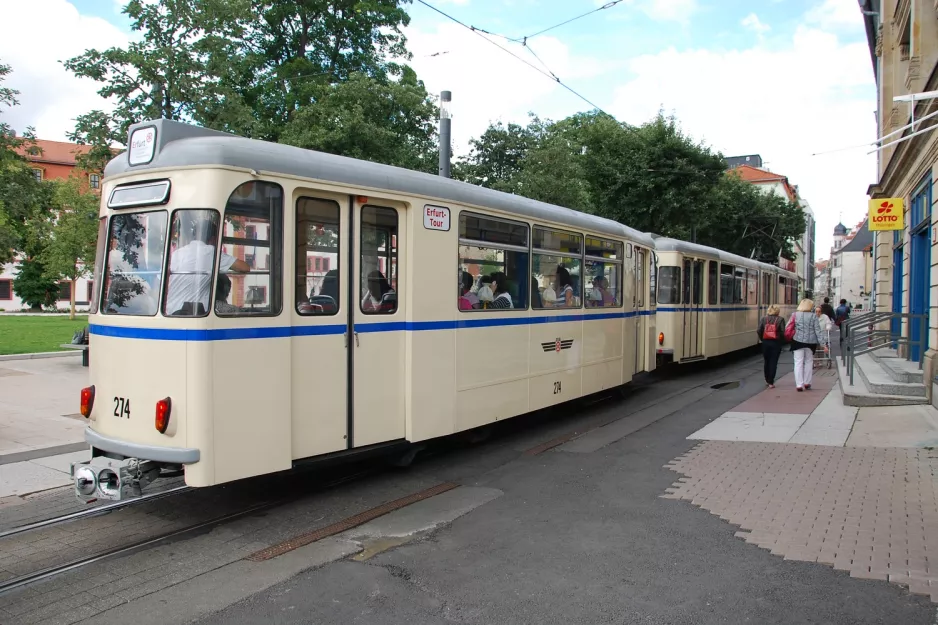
[453,118,540,189]
[64,0,251,145]
[67,111,120,173]
[13,258,58,311]
[42,177,101,319]
[217,0,413,141]
[278,69,438,172]
[0,60,53,264]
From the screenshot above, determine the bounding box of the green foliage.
[67,111,120,173]
[41,177,101,319]
[0,59,53,264]
[460,110,806,266]
[13,257,58,311]
[279,69,438,172]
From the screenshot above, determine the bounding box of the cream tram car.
[72,119,657,501]
[650,237,799,365]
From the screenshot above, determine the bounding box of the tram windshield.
[101,211,168,316]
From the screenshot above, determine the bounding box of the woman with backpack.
[788,298,826,392]
[757,304,785,388]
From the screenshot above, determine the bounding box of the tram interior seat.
[172,302,207,316]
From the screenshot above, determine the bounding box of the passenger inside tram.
[458,271,480,310]
[361,270,395,312]
[166,219,250,316]
[552,266,576,307]
[588,275,613,307]
[214,274,239,314]
[487,272,513,309]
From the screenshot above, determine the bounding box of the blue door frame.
[891,242,903,347]
[909,176,932,362]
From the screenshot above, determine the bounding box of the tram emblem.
[541,338,574,353]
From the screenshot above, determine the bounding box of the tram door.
[682,258,704,359]
[635,248,646,373]
[351,200,406,448]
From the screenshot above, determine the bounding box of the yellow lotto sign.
[868,198,904,231]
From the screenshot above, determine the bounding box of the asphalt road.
[196,351,935,625]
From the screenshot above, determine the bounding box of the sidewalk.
[662,349,938,603]
[0,355,89,498]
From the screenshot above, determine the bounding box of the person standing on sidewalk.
[757,304,785,388]
[789,299,826,392]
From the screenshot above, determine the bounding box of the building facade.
[861,0,938,391]
[815,258,830,300]
[833,218,874,311]
[728,164,816,294]
[0,139,96,311]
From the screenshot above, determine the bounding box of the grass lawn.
[0,315,89,355]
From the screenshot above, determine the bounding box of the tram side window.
[720,264,735,305]
[296,197,340,316]
[458,212,528,310]
[635,249,644,308]
[585,236,623,308]
[649,254,656,306]
[533,226,582,309]
[708,260,718,305]
[206,181,283,317]
[657,266,680,305]
[361,205,399,314]
[103,210,168,316]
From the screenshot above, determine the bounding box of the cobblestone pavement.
[663,441,938,602]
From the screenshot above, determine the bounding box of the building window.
[57,281,72,301]
[244,253,255,269]
[0,279,11,300]
[32,168,42,182]
[89,174,100,189]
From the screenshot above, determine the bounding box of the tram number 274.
[113,396,130,419]
[553,381,562,395]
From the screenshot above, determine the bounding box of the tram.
[652,237,800,366]
[72,119,658,501]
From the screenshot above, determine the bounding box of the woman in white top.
[488,272,513,309]
[554,266,575,308]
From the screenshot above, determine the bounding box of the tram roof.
[650,236,799,278]
[106,119,655,247]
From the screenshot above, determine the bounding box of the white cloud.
[405,22,611,154]
[610,25,876,257]
[741,13,771,37]
[642,0,699,22]
[0,0,128,141]
[805,0,862,31]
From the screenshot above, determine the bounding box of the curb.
[0,442,88,466]
[0,351,81,362]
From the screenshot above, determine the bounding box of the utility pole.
[438,90,452,178]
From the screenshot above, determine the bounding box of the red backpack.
[763,316,780,340]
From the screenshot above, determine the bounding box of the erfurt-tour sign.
[868,198,904,231]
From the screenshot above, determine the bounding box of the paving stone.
[663,440,938,604]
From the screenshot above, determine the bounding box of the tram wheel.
[463,425,493,445]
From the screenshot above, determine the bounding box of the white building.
[831,219,873,311]
[0,262,93,312]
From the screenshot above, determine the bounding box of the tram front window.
[102,211,168,316]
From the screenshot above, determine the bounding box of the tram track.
[0,352,763,599]
[0,467,376,596]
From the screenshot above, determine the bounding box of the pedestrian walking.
[787,298,826,392]
[834,298,850,347]
[757,304,785,388]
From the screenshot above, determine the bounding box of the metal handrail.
[839,311,928,386]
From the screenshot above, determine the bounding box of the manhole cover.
[710,381,740,390]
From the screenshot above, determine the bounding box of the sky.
[0,0,877,259]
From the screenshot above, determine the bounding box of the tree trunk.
[70,278,76,321]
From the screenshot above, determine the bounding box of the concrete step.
[837,359,928,407]
[856,354,926,397]
[869,347,925,383]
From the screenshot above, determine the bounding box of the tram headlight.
[74,466,97,497]
[97,468,121,499]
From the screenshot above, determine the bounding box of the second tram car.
[72,119,658,501]
[651,237,799,365]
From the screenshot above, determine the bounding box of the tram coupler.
[70,456,162,502]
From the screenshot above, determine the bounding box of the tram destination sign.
[423,205,450,231]
[868,198,904,231]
